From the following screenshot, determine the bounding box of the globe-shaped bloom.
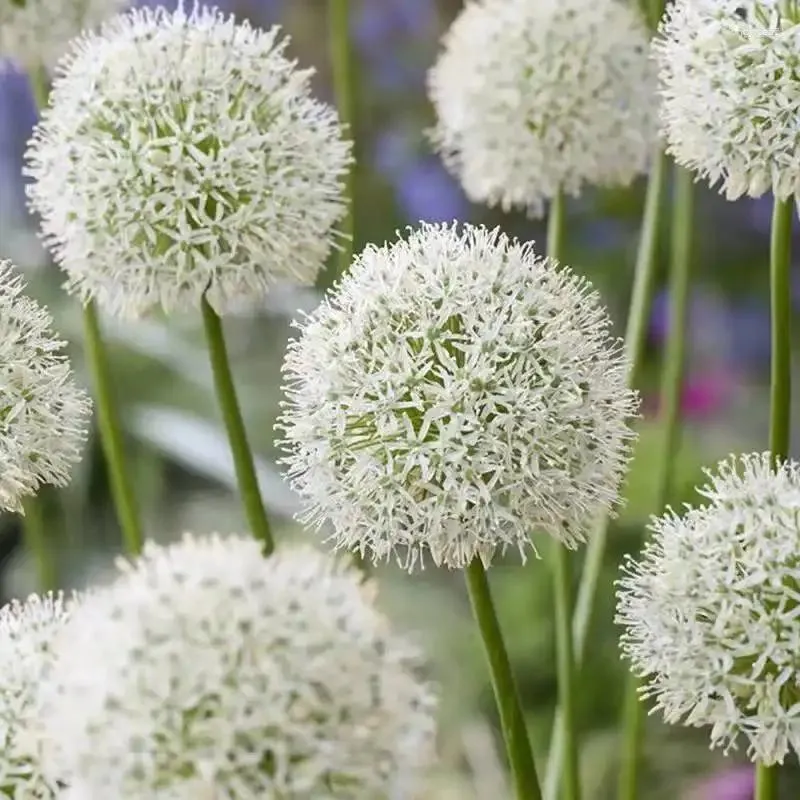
[0,0,126,73]
[427,0,656,218]
[616,452,800,764]
[278,223,639,570]
[25,5,352,319]
[0,261,91,512]
[0,593,75,799]
[38,534,437,798]
[656,0,800,201]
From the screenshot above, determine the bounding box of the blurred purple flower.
[395,156,469,223]
[580,219,629,250]
[680,368,737,419]
[690,765,754,800]
[748,192,800,235]
[353,0,434,55]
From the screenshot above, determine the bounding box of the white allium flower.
[656,0,800,201]
[38,534,437,798]
[0,592,75,799]
[616,452,800,765]
[25,4,352,319]
[427,0,657,218]
[0,0,126,73]
[0,261,91,512]
[277,223,639,570]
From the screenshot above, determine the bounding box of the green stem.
[327,0,355,285]
[464,559,542,800]
[83,302,143,555]
[617,165,693,800]
[200,295,274,554]
[756,764,779,800]
[21,496,56,590]
[769,197,793,465]
[542,149,667,800]
[546,192,581,800]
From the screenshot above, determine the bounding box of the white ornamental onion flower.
[0,593,75,799]
[0,0,126,73]
[25,4,352,319]
[0,261,91,512]
[616,452,800,765]
[428,0,657,217]
[656,0,800,201]
[38,534,437,799]
[278,223,639,570]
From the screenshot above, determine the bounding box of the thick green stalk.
[464,559,542,800]
[83,302,143,555]
[756,196,794,800]
[21,496,56,590]
[543,149,667,800]
[546,192,581,800]
[200,296,274,553]
[328,0,355,285]
[617,165,693,800]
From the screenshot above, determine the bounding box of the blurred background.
[1,1,797,798]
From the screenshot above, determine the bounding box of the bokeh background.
[1,1,798,798]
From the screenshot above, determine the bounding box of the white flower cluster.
[278,223,638,570]
[38,535,437,798]
[428,0,657,217]
[0,0,125,72]
[656,0,800,201]
[617,452,800,764]
[26,4,352,318]
[0,261,91,512]
[0,593,74,799]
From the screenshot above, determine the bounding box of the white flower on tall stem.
[656,0,800,201]
[38,534,437,798]
[25,4,353,319]
[0,261,91,512]
[616,452,800,765]
[0,593,75,799]
[278,223,639,570]
[428,0,657,217]
[0,0,126,72]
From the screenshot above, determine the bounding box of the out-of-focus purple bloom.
[728,300,771,367]
[650,289,731,361]
[0,67,37,211]
[747,192,800,235]
[580,219,630,250]
[687,765,754,800]
[680,368,737,419]
[353,0,433,55]
[395,156,469,223]
[373,128,414,176]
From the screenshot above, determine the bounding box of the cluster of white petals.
[38,534,437,798]
[656,0,800,201]
[0,0,125,73]
[0,261,91,512]
[617,452,800,765]
[428,0,657,217]
[25,4,352,319]
[0,593,74,799]
[278,223,638,570]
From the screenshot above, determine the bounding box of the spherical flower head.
[427,0,657,218]
[656,0,800,201]
[277,223,639,570]
[25,4,353,319]
[616,452,800,765]
[0,261,91,512]
[0,593,75,799]
[38,534,437,798]
[0,0,126,73]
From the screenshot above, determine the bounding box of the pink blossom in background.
[643,367,738,420]
[686,765,754,800]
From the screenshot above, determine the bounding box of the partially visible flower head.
[0,261,91,512]
[616,452,800,765]
[0,593,75,799]
[39,534,437,798]
[0,0,126,73]
[25,4,352,319]
[427,0,656,217]
[656,0,800,201]
[278,223,639,570]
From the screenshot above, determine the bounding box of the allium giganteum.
[278,223,639,570]
[37,535,437,798]
[0,261,91,512]
[617,453,800,765]
[428,0,657,217]
[25,4,353,318]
